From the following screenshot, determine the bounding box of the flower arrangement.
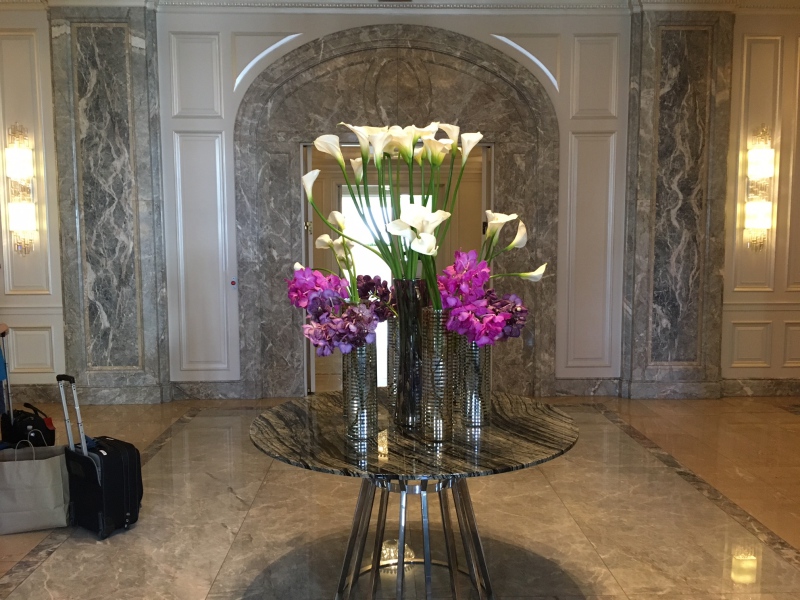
[287,264,379,356]
[438,211,546,347]
[302,122,484,310]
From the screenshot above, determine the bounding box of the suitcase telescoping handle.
[56,374,88,457]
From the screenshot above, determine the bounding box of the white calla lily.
[315,234,333,249]
[413,146,425,166]
[419,210,451,234]
[460,132,483,165]
[349,157,364,184]
[391,127,416,163]
[340,123,387,159]
[386,219,415,243]
[302,169,320,200]
[369,131,394,164]
[422,136,453,167]
[399,204,451,235]
[521,263,547,282]
[485,210,518,237]
[332,237,355,259]
[509,220,528,249]
[411,122,440,141]
[328,210,346,231]
[438,123,460,150]
[293,262,305,271]
[313,134,345,168]
[410,232,438,256]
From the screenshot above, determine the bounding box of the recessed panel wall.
[572,36,618,119]
[721,18,800,387]
[566,132,615,368]
[733,37,781,292]
[172,132,230,373]
[788,38,800,292]
[784,323,800,367]
[0,11,66,386]
[0,34,52,296]
[9,327,55,373]
[171,33,222,118]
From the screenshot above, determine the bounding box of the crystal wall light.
[744,124,775,252]
[4,123,36,255]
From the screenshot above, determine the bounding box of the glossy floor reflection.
[1,398,800,599]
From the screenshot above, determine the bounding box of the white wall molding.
[150,0,800,12]
[2,0,797,12]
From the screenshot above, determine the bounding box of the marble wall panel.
[50,7,168,403]
[235,24,559,398]
[649,27,711,365]
[73,23,142,369]
[622,12,733,399]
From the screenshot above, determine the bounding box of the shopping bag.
[0,443,69,534]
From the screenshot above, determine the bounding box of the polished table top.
[250,392,578,480]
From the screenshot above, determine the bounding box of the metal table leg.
[396,481,409,600]
[420,480,433,599]
[451,481,481,595]
[438,487,461,600]
[368,487,390,599]
[336,479,374,600]
[349,482,376,592]
[454,479,494,599]
[336,477,491,599]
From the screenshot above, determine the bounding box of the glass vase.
[386,315,399,418]
[392,279,428,431]
[342,343,378,440]
[457,337,492,427]
[422,308,451,442]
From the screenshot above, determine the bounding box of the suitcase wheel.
[97,514,115,540]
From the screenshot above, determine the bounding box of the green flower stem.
[341,239,359,299]
[436,163,468,246]
[337,163,387,259]
[306,195,382,260]
[421,254,441,310]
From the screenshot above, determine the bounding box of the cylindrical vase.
[392,279,428,431]
[422,308,451,442]
[459,338,492,427]
[342,344,378,440]
[386,316,399,418]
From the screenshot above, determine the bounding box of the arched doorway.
[234,24,559,398]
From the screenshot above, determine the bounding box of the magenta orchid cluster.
[287,266,378,356]
[438,250,529,347]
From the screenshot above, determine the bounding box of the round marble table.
[250,392,578,600]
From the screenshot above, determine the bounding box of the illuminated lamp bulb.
[747,147,775,180]
[744,199,772,231]
[4,145,34,182]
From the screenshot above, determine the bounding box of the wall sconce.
[4,123,36,256]
[744,124,775,252]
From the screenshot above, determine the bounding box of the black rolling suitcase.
[57,374,143,539]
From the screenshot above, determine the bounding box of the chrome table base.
[335,477,494,600]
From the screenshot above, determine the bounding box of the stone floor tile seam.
[598,403,800,575]
[536,459,634,600]
[0,405,205,600]
[203,458,277,600]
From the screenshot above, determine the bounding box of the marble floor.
[1,396,800,599]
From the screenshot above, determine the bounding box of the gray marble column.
[49,7,168,403]
[622,11,733,399]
